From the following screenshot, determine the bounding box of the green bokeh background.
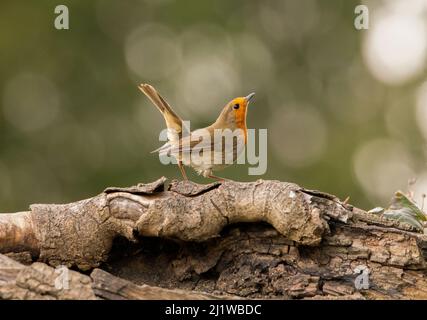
[0,0,426,212]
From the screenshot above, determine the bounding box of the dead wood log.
[90,268,241,300]
[0,177,427,299]
[0,254,96,300]
[0,254,239,300]
[0,177,344,269]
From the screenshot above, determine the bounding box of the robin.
[138,84,255,181]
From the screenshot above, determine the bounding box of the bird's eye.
[233,104,240,110]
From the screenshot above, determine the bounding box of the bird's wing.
[151,131,208,156]
[165,128,244,156]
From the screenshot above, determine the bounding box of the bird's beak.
[245,92,255,103]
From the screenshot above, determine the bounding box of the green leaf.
[375,191,427,232]
[389,191,426,222]
[383,208,424,231]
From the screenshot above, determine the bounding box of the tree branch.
[0,177,351,269]
[1,177,426,299]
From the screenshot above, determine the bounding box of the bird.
[138,83,255,181]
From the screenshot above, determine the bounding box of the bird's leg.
[208,174,231,182]
[178,161,188,180]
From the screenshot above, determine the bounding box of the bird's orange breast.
[235,106,248,144]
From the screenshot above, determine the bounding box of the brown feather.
[138,84,186,137]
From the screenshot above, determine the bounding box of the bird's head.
[214,92,255,129]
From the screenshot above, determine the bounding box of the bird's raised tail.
[138,84,186,139]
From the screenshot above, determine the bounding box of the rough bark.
[91,268,241,300]
[0,254,236,300]
[0,177,343,269]
[0,177,427,299]
[0,254,95,300]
